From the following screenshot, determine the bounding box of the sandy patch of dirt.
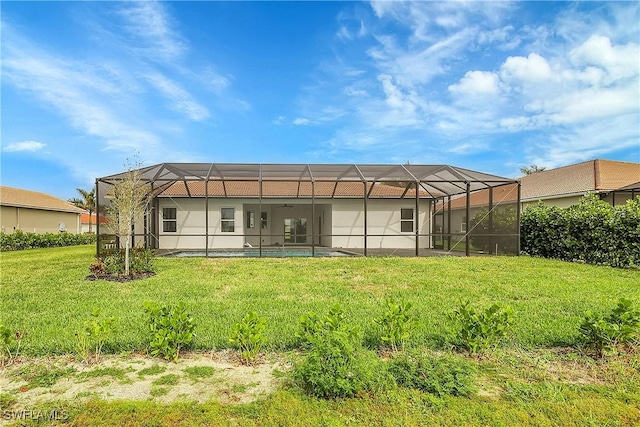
[0,351,288,410]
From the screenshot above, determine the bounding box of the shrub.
[295,304,351,348]
[449,301,513,353]
[144,302,196,362]
[90,247,155,277]
[521,195,640,268]
[373,298,417,351]
[579,298,640,358]
[229,312,267,364]
[0,230,96,251]
[388,350,476,396]
[292,305,391,398]
[292,326,390,398]
[75,307,117,364]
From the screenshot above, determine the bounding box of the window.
[261,212,268,228]
[246,211,255,229]
[461,216,467,233]
[221,208,235,232]
[163,208,177,232]
[401,208,414,232]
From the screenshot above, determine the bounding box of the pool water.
[167,249,354,257]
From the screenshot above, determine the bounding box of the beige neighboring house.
[444,159,640,235]
[520,159,640,208]
[0,186,84,234]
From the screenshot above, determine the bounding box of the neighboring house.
[443,159,640,244]
[96,163,519,256]
[520,159,640,208]
[80,212,107,233]
[0,186,84,234]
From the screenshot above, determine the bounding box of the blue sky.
[2,1,639,200]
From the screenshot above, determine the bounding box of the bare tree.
[520,165,546,175]
[105,163,152,276]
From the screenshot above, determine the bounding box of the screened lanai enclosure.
[96,163,521,257]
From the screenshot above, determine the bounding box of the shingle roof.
[445,159,639,209]
[521,159,640,201]
[0,186,84,213]
[158,180,427,199]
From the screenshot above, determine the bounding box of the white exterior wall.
[331,199,431,249]
[157,197,432,250]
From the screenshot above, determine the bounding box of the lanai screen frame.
[96,163,521,257]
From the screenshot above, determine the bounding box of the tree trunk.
[125,236,131,276]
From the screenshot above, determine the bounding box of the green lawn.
[1,245,638,354]
[1,246,639,426]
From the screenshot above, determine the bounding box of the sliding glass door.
[284,218,307,244]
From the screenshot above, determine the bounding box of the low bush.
[90,248,155,277]
[579,298,639,358]
[449,301,513,353]
[388,350,476,396]
[75,307,117,364]
[0,230,96,251]
[373,298,417,351]
[292,306,391,398]
[295,304,349,348]
[229,312,267,364]
[144,302,196,362]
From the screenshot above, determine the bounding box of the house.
[0,186,84,234]
[80,212,107,233]
[96,163,519,257]
[441,159,640,253]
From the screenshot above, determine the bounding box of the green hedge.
[520,194,640,268]
[0,230,96,251]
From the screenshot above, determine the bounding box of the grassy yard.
[1,246,639,426]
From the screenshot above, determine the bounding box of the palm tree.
[69,188,96,233]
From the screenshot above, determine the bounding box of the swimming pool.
[166,249,355,258]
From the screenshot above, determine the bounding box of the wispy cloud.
[144,72,209,121]
[116,1,185,62]
[3,141,47,152]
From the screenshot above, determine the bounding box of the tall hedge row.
[520,194,640,268]
[0,230,96,252]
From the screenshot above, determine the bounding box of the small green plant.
[75,307,117,364]
[295,304,350,347]
[183,366,216,379]
[229,312,267,364]
[0,324,24,366]
[579,298,640,358]
[388,350,476,397]
[373,298,417,351]
[448,301,513,353]
[138,365,167,377]
[144,302,196,362]
[152,374,180,386]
